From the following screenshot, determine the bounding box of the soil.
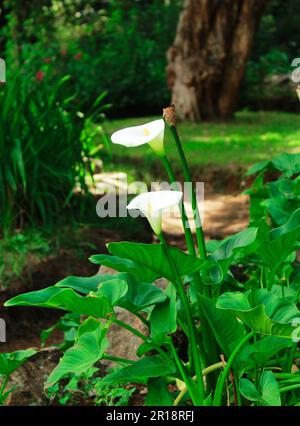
[0,187,249,406]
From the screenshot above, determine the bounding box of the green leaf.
[89,254,158,283]
[46,318,108,387]
[145,378,173,406]
[107,241,204,282]
[257,208,300,272]
[240,336,292,367]
[272,153,300,177]
[12,139,26,192]
[58,272,167,313]
[246,153,300,177]
[240,378,261,402]
[204,392,213,406]
[245,160,270,177]
[271,285,297,303]
[100,355,176,385]
[150,284,177,340]
[265,177,300,225]
[210,228,258,277]
[260,371,281,406]
[136,342,160,358]
[0,349,37,376]
[94,279,128,306]
[217,289,299,340]
[243,171,268,225]
[5,286,113,318]
[240,372,281,406]
[56,274,114,294]
[115,273,167,312]
[200,295,245,372]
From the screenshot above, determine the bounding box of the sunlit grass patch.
[104,111,300,173]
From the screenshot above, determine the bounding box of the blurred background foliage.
[1,0,299,117]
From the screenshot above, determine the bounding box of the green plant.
[94,384,136,407]
[0,230,50,288]
[0,349,37,405]
[4,110,300,406]
[46,366,136,406]
[245,152,300,226]
[0,70,108,233]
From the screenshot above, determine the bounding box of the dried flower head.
[163,104,176,127]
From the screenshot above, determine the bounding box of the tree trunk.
[167,0,268,121]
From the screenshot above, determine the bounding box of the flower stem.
[280,383,300,393]
[113,318,171,364]
[158,232,205,404]
[133,311,150,328]
[102,354,135,365]
[161,153,205,295]
[169,342,200,406]
[169,126,207,260]
[113,318,147,341]
[160,154,196,257]
[213,331,255,406]
[174,362,224,406]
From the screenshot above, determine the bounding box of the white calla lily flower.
[111,119,165,155]
[127,190,183,235]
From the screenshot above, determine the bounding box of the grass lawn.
[104,111,300,175]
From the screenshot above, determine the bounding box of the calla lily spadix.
[111,119,165,155]
[127,190,183,235]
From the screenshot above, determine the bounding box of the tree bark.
[167,0,268,121]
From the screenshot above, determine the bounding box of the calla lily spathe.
[111,119,165,155]
[127,190,183,235]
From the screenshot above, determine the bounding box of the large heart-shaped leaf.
[272,153,300,177]
[93,279,128,307]
[46,318,108,387]
[57,272,167,313]
[246,153,300,177]
[119,277,167,313]
[100,355,176,385]
[5,286,113,318]
[239,336,292,368]
[89,254,158,283]
[107,241,204,282]
[257,208,300,272]
[266,177,300,225]
[209,228,258,277]
[240,371,281,406]
[239,378,262,403]
[56,274,114,294]
[217,289,300,340]
[260,371,281,406]
[0,349,37,376]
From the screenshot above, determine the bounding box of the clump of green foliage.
[0,349,37,405]
[4,123,300,406]
[0,70,108,234]
[0,230,50,288]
